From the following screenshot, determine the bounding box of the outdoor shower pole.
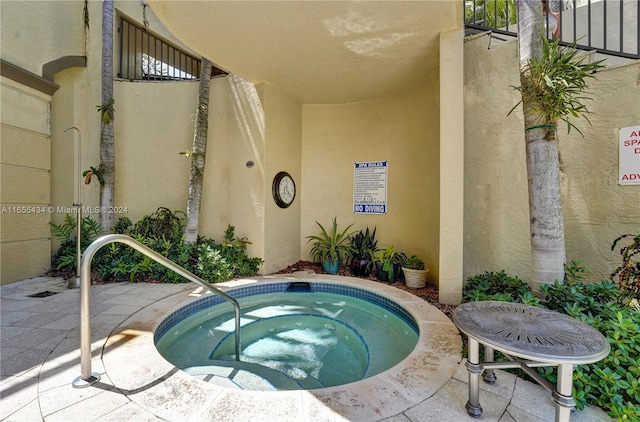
[63,127,82,289]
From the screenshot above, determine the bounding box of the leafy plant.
[222,224,251,249]
[509,38,605,135]
[96,98,115,124]
[132,207,185,241]
[82,165,104,185]
[464,0,517,29]
[50,215,103,270]
[217,225,263,278]
[112,216,133,234]
[50,214,78,244]
[463,270,541,305]
[610,233,640,302]
[539,294,640,418]
[369,245,408,281]
[464,266,640,420]
[61,208,263,284]
[350,227,378,260]
[194,243,234,282]
[564,258,591,284]
[404,255,425,270]
[306,217,356,265]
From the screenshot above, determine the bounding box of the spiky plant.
[306,217,356,265]
[510,38,605,135]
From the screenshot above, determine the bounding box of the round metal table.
[453,301,610,422]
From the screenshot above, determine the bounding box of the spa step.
[185,360,325,391]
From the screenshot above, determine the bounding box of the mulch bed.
[275,260,457,320]
[48,260,458,320]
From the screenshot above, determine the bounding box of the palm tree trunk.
[517,0,566,291]
[523,105,566,291]
[184,58,213,244]
[100,0,115,233]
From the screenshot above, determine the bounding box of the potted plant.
[402,255,430,289]
[369,245,407,282]
[306,217,356,274]
[349,227,378,277]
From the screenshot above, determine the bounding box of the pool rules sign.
[619,126,640,185]
[354,161,387,214]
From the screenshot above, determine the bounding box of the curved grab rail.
[73,234,241,388]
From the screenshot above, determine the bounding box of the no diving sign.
[354,161,387,214]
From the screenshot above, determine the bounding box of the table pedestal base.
[466,338,577,422]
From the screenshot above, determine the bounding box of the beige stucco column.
[438,28,465,305]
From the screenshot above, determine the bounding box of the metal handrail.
[72,234,242,388]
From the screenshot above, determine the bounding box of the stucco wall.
[50,67,100,241]
[113,74,302,275]
[113,80,194,222]
[301,81,440,280]
[4,0,635,290]
[201,76,267,266]
[262,84,302,274]
[463,32,640,285]
[0,77,53,283]
[560,61,640,280]
[463,34,532,281]
[0,1,84,76]
[49,0,185,246]
[2,0,276,282]
[111,75,269,267]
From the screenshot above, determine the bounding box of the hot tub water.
[155,283,418,390]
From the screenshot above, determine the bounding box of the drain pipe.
[63,126,82,289]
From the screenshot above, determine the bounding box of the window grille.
[118,17,210,81]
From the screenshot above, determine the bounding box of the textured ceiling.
[148,1,461,104]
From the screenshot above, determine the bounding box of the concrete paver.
[0,276,614,422]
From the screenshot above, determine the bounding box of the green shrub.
[181,227,263,283]
[53,207,263,284]
[540,279,640,419]
[463,263,640,421]
[463,270,540,306]
[131,207,185,242]
[50,214,103,270]
[610,233,640,303]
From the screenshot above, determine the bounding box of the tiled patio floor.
[1,276,613,421]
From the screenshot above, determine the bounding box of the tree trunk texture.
[100,0,115,233]
[184,58,213,244]
[517,0,566,291]
[523,106,566,291]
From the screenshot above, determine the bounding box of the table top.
[453,301,610,364]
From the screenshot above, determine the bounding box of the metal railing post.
[72,234,242,388]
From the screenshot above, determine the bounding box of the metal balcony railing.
[464,0,639,60]
[118,17,226,81]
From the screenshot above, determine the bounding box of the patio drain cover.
[27,291,58,298]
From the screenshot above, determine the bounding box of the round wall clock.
[272,171,296,208]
